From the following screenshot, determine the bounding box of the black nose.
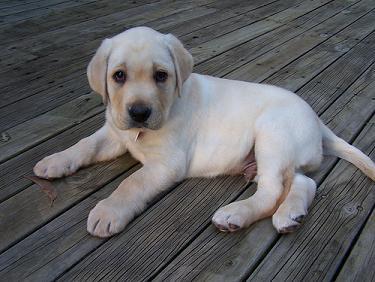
[128,104,152,123]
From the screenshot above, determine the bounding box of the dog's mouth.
[111,115,150,131]
[117,120,162,131]
[109,109,163,131]
[129,120,148,129]
[128,117,164,131]
[130,120,163,131]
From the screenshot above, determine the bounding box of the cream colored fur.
[34,27,375,237]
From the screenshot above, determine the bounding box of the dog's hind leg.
[212,130,294,232]
[272,173,316,233]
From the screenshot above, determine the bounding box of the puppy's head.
[87,27,193,130]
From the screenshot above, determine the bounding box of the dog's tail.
[320,120,375,181]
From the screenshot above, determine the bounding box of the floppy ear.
[164,34,193,97]
[87,38,112,104]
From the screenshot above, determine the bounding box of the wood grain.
[0,93,103,164]
[0,153,137,253]
[336,210,375,282]
[195,0,366,77]
[0,113,105,202]
[0,165,141,281]
[226,7,375,82]
[0,0,278,131]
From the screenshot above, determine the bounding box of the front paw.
[87,198,131,238]
[33,152,79,179]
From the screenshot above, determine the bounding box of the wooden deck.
[0,0,374,280]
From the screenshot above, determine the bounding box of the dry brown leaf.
[25,175,57,206]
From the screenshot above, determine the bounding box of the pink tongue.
[243,150,257,182]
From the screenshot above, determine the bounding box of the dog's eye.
[113,70,126,83]
[154,71,168,83]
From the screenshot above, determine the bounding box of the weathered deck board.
[0,0,210,101]
[0,0,157,40]
[0,0,99,24]
[0,175,249,280]
[0,0,41,10]
[190,0,335,64]
[336,210,375,282]
[265,23,374,90]
[0,0,281,131]
[0,0,374,280]
[0,93,103,164]
[0,0,212,60]
[59,177,250,281]
[0,0,91,18]
[0,152,137,252]
[0,0,253,79]
[0,165,141,281]
[179,0,297,48]
[0,113,105,202]
[0,0,283,106]
[0,0,338,162]
[195,0,367,76]
[297,36,375,115]
[226,8,375,82]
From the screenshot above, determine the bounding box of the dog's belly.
[188,131,255,178]
[188,147,256,180]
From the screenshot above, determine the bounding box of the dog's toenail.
[215,224,228,231]
[293,215,305,223]
[228,223,240,230]
[93,219,100,231]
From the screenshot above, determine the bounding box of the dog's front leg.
[33,124,126,179]
[87,161,185,237]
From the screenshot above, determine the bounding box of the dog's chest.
[123,132,165,164]
[126,141,147,163]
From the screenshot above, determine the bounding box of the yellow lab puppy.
[34,27,375,237]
